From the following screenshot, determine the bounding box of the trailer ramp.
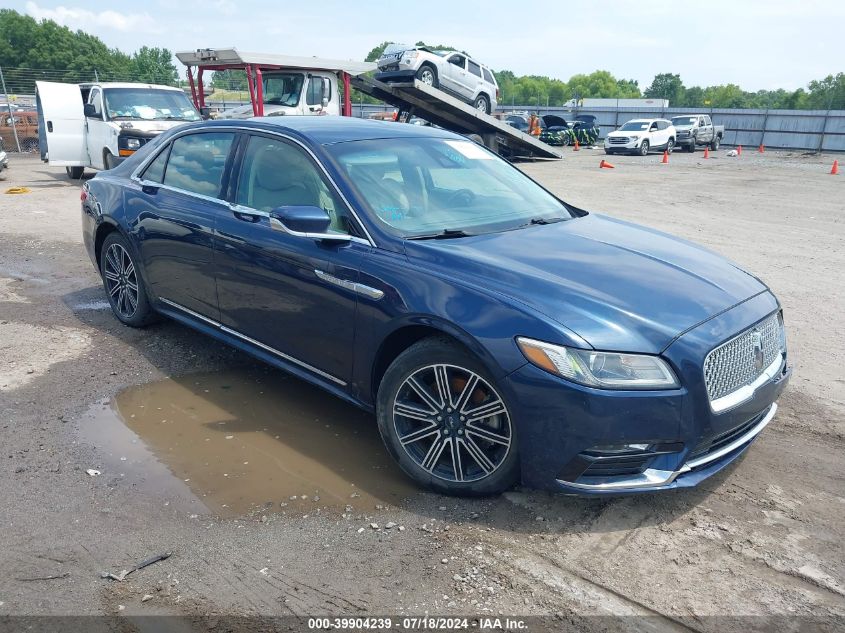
[350,76,561,159]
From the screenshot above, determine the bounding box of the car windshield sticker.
[444,140,493,160]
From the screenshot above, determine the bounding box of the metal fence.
[354,104,845,152]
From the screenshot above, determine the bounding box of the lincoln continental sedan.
[81,117,790,495]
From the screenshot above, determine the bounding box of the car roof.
[187,116,465,145]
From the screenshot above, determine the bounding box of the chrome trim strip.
[129,125,376,247]
[315,269,384,300]
[683,402,776,470]
[557,403,777,491]
[710,355,784,413]
[158,297,346,386]
[158,297,219,327]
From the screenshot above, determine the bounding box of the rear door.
[131,130,237,321]
[700,115,713,142]
[35,81,87,166]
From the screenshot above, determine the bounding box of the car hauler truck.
[175,48,376,118]
[177,48,560,160]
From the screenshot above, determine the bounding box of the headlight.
[516,337,680,390]
[403,51,419,61]
[126,138,141,150]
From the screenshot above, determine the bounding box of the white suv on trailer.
[375,44,499,114]
[604,118,676,156]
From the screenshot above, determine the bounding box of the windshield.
[618,121,650,132]
[671,117,697,126]
[262,73,305,107]
[327,137,573,238]
[103,88,200,121]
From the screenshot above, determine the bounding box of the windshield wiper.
[406,228,475,240]
[523,216,568,226]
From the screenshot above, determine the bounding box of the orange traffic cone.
[661,150,669,164]
[703,147,710,159]
[573,139,580,151]
[831,160,840,175]
[737,145,743,156]
[758,144,765,153]
[599,159,615,169]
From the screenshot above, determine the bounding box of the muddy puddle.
[79,366,418,517]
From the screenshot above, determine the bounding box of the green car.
[539,115,600,147]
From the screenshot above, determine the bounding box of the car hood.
[607,130,641,137]
[403,214,767,353]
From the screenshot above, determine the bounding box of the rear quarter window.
[482,68,495,84]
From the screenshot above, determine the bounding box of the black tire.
[639,140,650,156]
[104,152,118,170]
[100,232,155,328]
[473,94,490,115]
[416,64,438,89]
[604,149,613,155]
[667,138,675,154]
[686,136,696,152]
[66,166,84,179]
[711,135,721,151]
[376,337,519,496]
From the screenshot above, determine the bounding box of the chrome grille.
[703,313,783,402]
[608,136,630,144]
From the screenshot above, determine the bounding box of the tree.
[644,73,685,105]
[807,73,845,110]
[211,69,248,91]
[130,47,177,85]
[365,41,393,63]
[615,78,641,99]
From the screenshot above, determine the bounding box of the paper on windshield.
[444,140,494,160]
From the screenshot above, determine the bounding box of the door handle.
[47,121,53,133]
[229,203,262,223]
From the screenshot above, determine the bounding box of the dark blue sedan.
[81,117,790,496]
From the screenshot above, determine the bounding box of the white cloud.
[25,1,160,33]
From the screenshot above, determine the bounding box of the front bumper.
[604,138,641,151]
[503,292,791,495]
[374,69,417,83]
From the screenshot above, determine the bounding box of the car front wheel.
[66,166,84,179]
[100,232,155,327]
[377,338,519,496]
[639,140,650,156]
[416,65,438,88]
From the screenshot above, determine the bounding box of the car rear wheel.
[377,337,519,496]
[639,140,650,156]
[66,166,84,179]
[710,136,721,151]
[100,233,155,327]
[474,94,491,115]
[667,138,675,154]
[416,65,438,88]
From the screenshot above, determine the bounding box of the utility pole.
[0,66,21,153]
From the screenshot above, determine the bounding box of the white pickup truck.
[669,114,724,152]
[36,81,201,178]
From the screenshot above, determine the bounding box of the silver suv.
[375,44,499,114]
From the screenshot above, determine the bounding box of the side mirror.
[269,206,351,241]
[83,103,98,118]
[200,106,211,119]
[321,96,329,109]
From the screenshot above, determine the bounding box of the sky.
[11,0,844,91]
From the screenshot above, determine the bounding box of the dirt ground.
[0,149,843,632]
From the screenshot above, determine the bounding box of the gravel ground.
[0,150,842,631]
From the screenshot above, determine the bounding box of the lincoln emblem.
[751,330,764,372]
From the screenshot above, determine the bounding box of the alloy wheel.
[103,243,139,319]
[392,364,512,483]
[420,69,435,85]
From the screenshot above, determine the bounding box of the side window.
[482,67,495,84]
[448,55,465,68]
[468,61,482,78]
[702,116,711,125]
[141,145,170,183]
[649,122,659,131]
[306,76,331,106]
[163,133,234,198]
[236,135,354,235]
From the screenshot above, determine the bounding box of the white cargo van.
[36,81,201,178]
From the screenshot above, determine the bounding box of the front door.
[35,81,86,166]
[85,87,110,169]
[443,54,470,97]
[132,130,237,321]
[214,133,369,386]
